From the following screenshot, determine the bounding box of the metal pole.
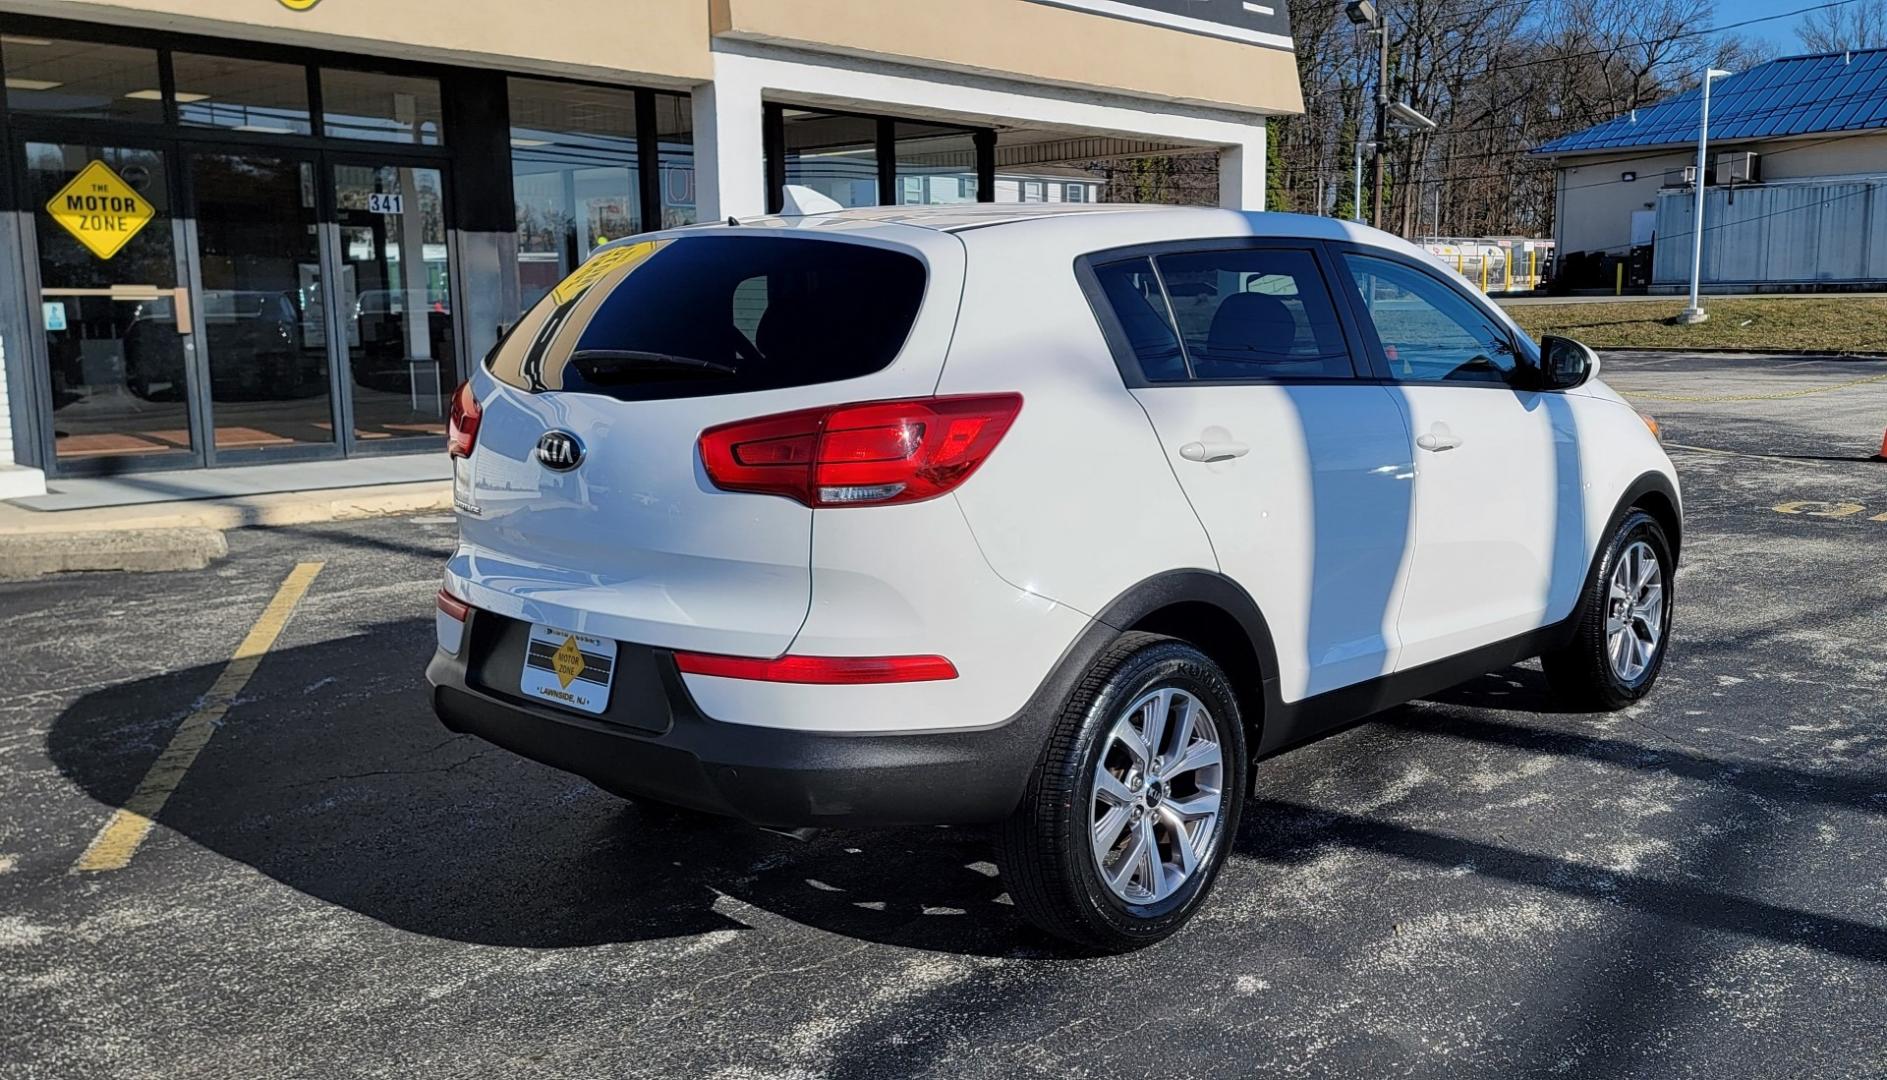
[1353,141,1364,223]
[1371,23,1389,230]
[1680,70,1719,323]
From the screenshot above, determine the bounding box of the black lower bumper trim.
[427,610,1063,828]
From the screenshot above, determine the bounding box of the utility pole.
[1345,2,1431,232]
[1372,17,1389,230]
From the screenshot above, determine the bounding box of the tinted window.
[0,37,162,123]
[1344,255,1519,384]
[508,77,641,307]
[1155,249,1353,380]
[486,236,926,401]
[1092,258,1187,382]
[320,68,444,144]
[174,53,313,134]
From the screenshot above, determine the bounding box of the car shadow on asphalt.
[46,618,1887,962]
[44,617,1043,957]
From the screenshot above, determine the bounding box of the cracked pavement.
[1,352,1884,1078]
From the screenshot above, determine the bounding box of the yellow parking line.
[72,561,324,874]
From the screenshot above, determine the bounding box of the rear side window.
[487,235,927,401]
[1090,247,1356,383]
[1155,249,1353,380]
[1091,258,1187,381]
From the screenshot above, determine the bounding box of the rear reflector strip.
[436,588,471,622]
[673,651,958,684]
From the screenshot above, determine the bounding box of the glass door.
[331,159,455,451]
[23,141,201,470]
[185,149,337,459]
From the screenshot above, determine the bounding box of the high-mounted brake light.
[698,394,1022,507]
[447,380,482,459]
[674,651,958,684]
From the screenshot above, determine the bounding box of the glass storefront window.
[894,121,978,205]
[334,163,454,446]
[508,77,640,309]
[320,68,444,144]
[654,91,696,228]
[1,37,162,123]
[190,153,332,452]
[26,142,194,463]
[174,53,313,135]
[780,109,879,208]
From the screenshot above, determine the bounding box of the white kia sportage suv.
[428,204,1679,951]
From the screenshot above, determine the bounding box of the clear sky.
[1716,0,1819,52]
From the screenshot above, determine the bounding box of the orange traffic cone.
[1878,428,1887,461]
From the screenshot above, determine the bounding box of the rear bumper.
[426,609,1059,828]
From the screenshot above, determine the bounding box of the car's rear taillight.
[698,394,1022,507]
[436,588,471,622]
[447,380,482,459]
[674,651,957,684]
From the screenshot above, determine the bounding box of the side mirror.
[1538,335,1599,390]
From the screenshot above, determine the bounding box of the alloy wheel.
[1089,686,1225,904]
[1606,540,1664,683]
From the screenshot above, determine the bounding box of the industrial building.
[1535,48,1887,294]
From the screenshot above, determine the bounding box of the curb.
[0,527,228,580]
[0,482,453,537]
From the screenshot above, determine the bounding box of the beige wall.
[711,0,1303,115]
[1553,150,1694,255]
[1757,132,1887,179]
[0,0,714,85]
[1555,133,1887,254]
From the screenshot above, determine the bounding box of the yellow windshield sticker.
[46,161,155,261]
[550,241,659,307]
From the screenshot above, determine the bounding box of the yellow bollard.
[1615,262,1624,295]
[1456,253,1463,274]
[1480,256,1489,293]
[1505,248,1514,292]
[1528,248,1537,289]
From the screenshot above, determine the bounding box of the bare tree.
[1265,0,1744,241]
[1797,0,1887,51]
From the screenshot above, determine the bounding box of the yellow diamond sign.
[551,634,587,689]
[47,161,155,261]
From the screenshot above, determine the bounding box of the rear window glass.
[486,234,927,400]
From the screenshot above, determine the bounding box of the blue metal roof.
[1534,49,1887,155]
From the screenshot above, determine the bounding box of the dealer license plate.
[520,623,616,715]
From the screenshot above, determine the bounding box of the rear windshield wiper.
[569,349,739,383]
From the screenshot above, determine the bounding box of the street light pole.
[1679,67,1732,325]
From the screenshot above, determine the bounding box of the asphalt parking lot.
[2,352,1884,1079]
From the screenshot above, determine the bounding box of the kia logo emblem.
[535,431,584,472]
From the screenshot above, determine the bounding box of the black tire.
[1542,508,1675,711]
[997,632,1248,952]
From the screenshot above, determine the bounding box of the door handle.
[1179,440,1250,463]
[1416,428,1463,452]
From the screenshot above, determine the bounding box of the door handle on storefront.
[169,287,192,335]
